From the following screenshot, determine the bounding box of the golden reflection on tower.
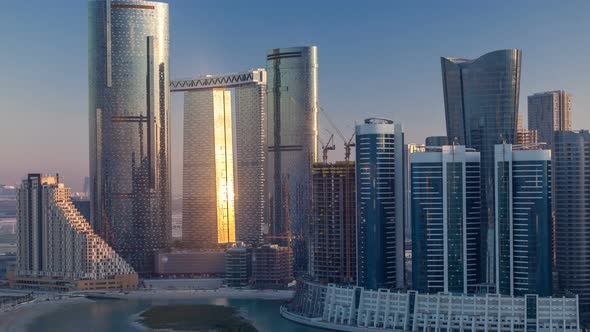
[213,89,236,243]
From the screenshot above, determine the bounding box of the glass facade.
[234,81,267,244]
[183,89,235,246]
[88,0,171,275]
[356,119,404,290]
[494,145,552,297]
[171,70,267,245]
[411,146,480,294]
[266,46,318,275]
[554,130,590,320]
[441,49,522,283]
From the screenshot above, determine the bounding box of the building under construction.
[310,161,356,284]
[251,244,293,289]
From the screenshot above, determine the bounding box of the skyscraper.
[494,144,552,297]
[411,145,481,294]
[88,0,171,275]
[183,88,235,246]
[310,161,356,284]
[554,130,590,320]
[356,118,405,290]
[266,46,318,274]
[14,174,137,290]
[171,70,267,245]
[441,49,522,283]
[528,91,572,147]
[234,76,267,244]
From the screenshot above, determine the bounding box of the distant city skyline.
[2,1,590,193]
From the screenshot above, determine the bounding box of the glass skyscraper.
[183,89,235,246]
[171,70,267,245]
[554,130,590,320]
[494,144,552,297]
[356,118,405,290]
[266,46,318,275]
[441,49,522,283]
[88,0,171,275]
[411,145,481,294]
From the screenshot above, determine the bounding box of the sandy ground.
[0,289,294,332]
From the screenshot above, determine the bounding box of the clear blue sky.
[1,0,589,193]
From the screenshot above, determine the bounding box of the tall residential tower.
[88,0,171,274]
[266,46,318,274]
[554,130,590,320]
[183,89,235,246]
[355,118,405,290]
[494,144,552,297]
[441,49,522,283]
[411,146,481,294]
[172,70,267,245]
[528,91,572,147]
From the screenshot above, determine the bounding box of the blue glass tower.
[494,144,552,297]
[411,146,480,294]
[441,49,522,283]
[355,118,404,290]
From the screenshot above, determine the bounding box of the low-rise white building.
[283,282,580,331]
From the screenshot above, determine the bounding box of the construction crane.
[344,133,355,162]
[320,134,336,163]
[319,105,356,161]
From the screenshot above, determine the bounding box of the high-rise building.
[441,49,522,283]
[356,118,405,290]
[310,161,356,284]
[411,145,481,294]
[88,0,171,275]
[528,91,572,147]
[13,174,137,290]
[266,46,318,275]
[494,144,552,297]
[182,88,235,246]
[171,70,267,245]
[517,115,538,145]
[554,130,590,320]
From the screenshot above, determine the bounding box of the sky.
[0,0,589,193]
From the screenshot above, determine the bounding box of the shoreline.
[0,288,294,332]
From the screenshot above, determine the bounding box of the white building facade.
[283,282,580,331]
[16,174,136,281]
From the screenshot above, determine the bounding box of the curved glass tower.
[441,49,522,283]
[88,0,171,275]
[266,46,318,275]
[355,118,405,290]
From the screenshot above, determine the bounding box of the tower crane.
[319,105,356,161]
[344,133,355,162]
[320,134,336,163]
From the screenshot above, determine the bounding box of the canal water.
[25,297,322,332]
